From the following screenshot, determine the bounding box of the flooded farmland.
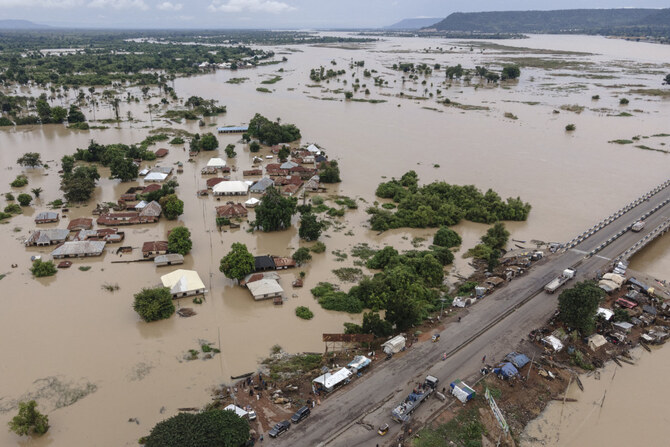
[1,33,670,445]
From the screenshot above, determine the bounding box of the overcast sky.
[1,0,668,29]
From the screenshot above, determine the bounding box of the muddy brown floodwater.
[1,33,669,446]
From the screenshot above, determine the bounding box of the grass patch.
[350,98,387,104]
[226,77,249,84]
[101,283,119,292]
[635,145,669,154]
[295,306,314,320]
[441,100,489,111]
[560,104,584,114]
[78,266,91,271]
[504,112,518,120]
[334,196,358,209]
[332,267,364,282]
[651,133,670,137]
[310,241,326,253]
[609,139,634,144]
[261,75,282,84]
[414,406,486,447]
[256,87,272,93]
[351,243,376,260]
[627,89,670,97]
[331,249,348,261]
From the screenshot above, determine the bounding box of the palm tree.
[31,187,43,198]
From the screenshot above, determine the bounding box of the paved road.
[273,181,670,447]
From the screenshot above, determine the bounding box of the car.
[291,405,310,423]
[268,420,291,438]
[247,409,257,421]
[378,423,389,436]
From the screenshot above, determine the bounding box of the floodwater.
[1,33,669,445]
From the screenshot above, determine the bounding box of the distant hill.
[432,9,663,33]
[386,18,442,30]
[0,19,52,30]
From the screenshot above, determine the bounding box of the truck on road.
[391,375,439,422]
[544,268,576,294]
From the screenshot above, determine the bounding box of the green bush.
[8,400,49,437]
[10,175,28,187]
[133,287,175,322]
[4,203,22,214]
[143,409,249,447]
[566,123,576,131]
[295,306,314,320]
[310,241,326,253]
[433,226,462,248]
[17,193,32,206]
[169,137,185,144]
[30,259,57,277]
[0,211,12,220]
[318,292,363,313]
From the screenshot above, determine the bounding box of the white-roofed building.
[161,269,206,298]
[207,157,227,168]
[245,197,261,208]
[212,180,249,196]
[144,172,168,182]
[246,278,283,300]
[306,144,321,154]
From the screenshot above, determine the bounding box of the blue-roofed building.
[217,125,249,134]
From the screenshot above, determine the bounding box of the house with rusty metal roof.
[216,202,248,219]
[67,217,93,231]
[34,212,59,224]
[25,229,70,246]
[142,241,169,258]
[139,201,162,218]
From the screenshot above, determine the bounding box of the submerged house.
[142,241,169,258]
[34,212,59,224]
[25,229,70,247]
[161,269,206,298]
[212,181,249,196]
[249,177,274,194]
[67,217,93,231]
[216,202,248,219]
[154,253,184,267]
[254,255,276,272]
[246,278,284,300]
[51,241,106,259]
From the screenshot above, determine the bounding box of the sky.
[0,0,668,29]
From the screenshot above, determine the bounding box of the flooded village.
[1,23,670,447]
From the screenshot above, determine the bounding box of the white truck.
[544,268,576,294]
[381,335,406,355]
[631,221,646,232]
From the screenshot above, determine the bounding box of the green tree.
[200,132,219,151]
[299,213,323,241]
[361,311,393,337]
[292,247,312,265]
[133,287,175,322]
[248,113,301,145]
[17,193,32,206]
[30,259,57,277]
[319,160,341,183]
[8,400,49,437]
[144,409,249,447]
[481,222,509,250]
[17,152,42,168]
[558,281,605,334]
[61,165,99,203]
[224,144,236,158]
[159,194,184,220]
[67,104,86,123]
[36,93,52,123]
[278,145,290,161]
[219,242,255,281]
[249,141,261,153]
[31,187,43,198]
[167,226,192,256]
[366,246,399,270]
[664,74,670,85]
[61,155,75,174]
[189,134,201,152]
[50,106,67,123]
[501,65,521,80]
[433,226,462,248]
[109,156,138,182]
[255,186,297,231]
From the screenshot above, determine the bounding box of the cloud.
[209,0,295,14]
[0,0,83,7]
[87,0,149,10]
[156,1,182,11]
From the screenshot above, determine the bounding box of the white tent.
[224,404,248,418]
[212,181,249,196]
[312,368,352,392]
[597,307,614,321]
[542,335,564,352]
[588,334,608,351]
[306,144,321,154]
[207,157,227,168]
[245,197,261,208]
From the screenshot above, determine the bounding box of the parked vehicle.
[268,420,291,438]
[390,376,439,422]
[247,409,257,421]
[632,220,646,232]
[291,406,310,424]
[431,334,440,342]
[378,423,389,436]
[544,268,576,294]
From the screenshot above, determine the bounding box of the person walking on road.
[482,355,486,363]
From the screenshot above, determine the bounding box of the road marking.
[595,255,611,260]
[570,249,588,254]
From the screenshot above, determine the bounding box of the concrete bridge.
[274,179,670,447]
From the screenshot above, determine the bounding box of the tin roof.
[51,241,106,257]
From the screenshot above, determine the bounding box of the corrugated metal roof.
[51,241,106,257]
[212,181,249,195]
[161,269,206,295]
[247,278,283,298]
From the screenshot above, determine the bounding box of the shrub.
[10,175,28,187]
[133,287,175,322]
[433,226,462,248]
[249,141,261,152]
[169,137,185,144]
[310,241,326,253]
[17,193,32,206]
[292,247,313,265]
[8,400,49,436]
[5,192,14,201]
[318,292,363,313]
[619,97,629,105]
[295,306,314,320]
[30,259,57,277]
[143,409,249,447]
[4,203,22,214]
[565,124,576,131]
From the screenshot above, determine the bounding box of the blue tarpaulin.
[494,362,519,379]
[505,352,530,369]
